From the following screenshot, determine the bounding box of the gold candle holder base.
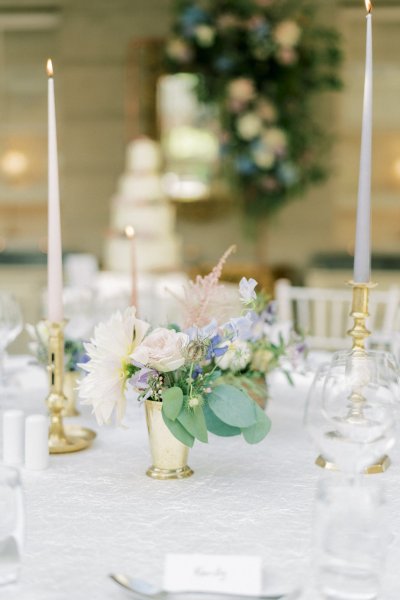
[46,321,95,454]
[316,280,391,475]
[316,454,390,475]
[62,371,81,417]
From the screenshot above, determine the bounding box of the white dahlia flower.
[78,307,150,425]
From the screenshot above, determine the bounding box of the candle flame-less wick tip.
[365,0,372,14]
[46,59,54,77]
[125,225,135,239]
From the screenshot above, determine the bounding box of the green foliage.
[162,387,184,420]
[162,411,195,447]
[178,405,208,443]
[166,0,343,218]
[203,404,241,437]
[241,404,271,444]
[207,384,258,428]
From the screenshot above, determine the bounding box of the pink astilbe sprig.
[181,245,237,328]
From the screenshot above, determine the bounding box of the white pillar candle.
[47,59,64,322]
[2,410,24,465]
[353,2,373,283]
[24,415,49,471]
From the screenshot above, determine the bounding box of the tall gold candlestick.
[46,321,96,454]
[316,281,390,474]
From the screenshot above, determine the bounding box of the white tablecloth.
[1,359,400,600]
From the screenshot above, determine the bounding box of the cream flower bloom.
[253,145,275,169]
[257,99,277,123]
[274,20,301,48]
[131,327,189,373]
[166,38,193,63]
[194,25,216,47]
[228,78,255,103]
[217,340,252,373]
[263,127,287,154]
[251,349,274,373]
[236,112,263,141]
[78,307,150,425]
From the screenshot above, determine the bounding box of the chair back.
[275,278,400,351]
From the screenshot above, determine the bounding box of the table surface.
[1,357,400,600]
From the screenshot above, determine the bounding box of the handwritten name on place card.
[164,554,262,595]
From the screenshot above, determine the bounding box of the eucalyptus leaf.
[162,411,194,448]
[208,384,258,428]
[178,406,208,443]
[241,405,271,444]
[162,387,183,421]
[203,404,241,437]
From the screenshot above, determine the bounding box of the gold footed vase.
[145,400,193,480]
[62,371,81,417]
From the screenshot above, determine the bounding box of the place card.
[163,553,262,595]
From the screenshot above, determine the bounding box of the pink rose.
[131,327,189,372]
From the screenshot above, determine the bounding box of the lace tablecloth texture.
[1,360,399,600]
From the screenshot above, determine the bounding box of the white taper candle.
[47,59,64,322]
[353,3,373,283]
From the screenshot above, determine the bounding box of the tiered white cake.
[104,137,181,272]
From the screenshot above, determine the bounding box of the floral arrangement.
[79,249,303,447]
[26,323,87,373]
[166,0,342,216]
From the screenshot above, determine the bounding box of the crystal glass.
[0,466,24,585]
[63,286,96,340]
[283,478,388,600]
[0,292,23,386]
[313,477,387,600]
[304,350,399,474]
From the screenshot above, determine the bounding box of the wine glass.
[0,466,24,585]
[0,292,23,387]
[304,349,399,475]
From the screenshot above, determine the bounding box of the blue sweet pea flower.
[239,277,258,304]
[260,300,277,325]
[192,364,203,379]
[185,319,218,341]
[206,334,228,360]
[223,314,254,341]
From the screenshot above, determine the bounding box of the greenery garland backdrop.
[166,0,342,219]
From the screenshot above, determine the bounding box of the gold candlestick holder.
[316,281,390,474]
[46,321,96,454]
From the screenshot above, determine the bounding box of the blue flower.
[223,314,254,341]
[239,277,258,303]
[129,367,157,393]
[181,5,208,28]
[206,334,228,360]
[192,364,203,379]
[278,162,300,186]
[185,319,218,341]
[235,155,257,176]
[261,300,277,324]
[214,56,234,73]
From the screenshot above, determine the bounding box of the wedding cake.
[104,137,181,272]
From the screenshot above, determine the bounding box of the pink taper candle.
[125,225,138,309]
[353,1,373,283]
[47,59,63,322]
